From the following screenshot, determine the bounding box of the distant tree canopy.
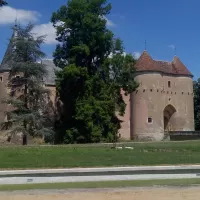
[0,0,7,6]
[194,79,200,130]
[52,0,138,144]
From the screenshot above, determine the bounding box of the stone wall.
[130,72,194,141]
[117,90,130,140]
[0,72,9,124]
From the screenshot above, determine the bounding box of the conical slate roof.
[0,27,60,86]
[41,59,61,86]
[0,26,16,71]
[135,51,193,77]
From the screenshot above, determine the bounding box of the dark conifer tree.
[3,23,54,145]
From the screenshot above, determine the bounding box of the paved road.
[1,165,200,185]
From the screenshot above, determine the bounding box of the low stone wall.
[167,131,200,141]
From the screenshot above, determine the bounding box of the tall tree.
[0,0,7,6]
[194,79,200,130]
[52,0,138,144]
[2,23,54,145]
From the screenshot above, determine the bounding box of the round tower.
[130,51,194,141]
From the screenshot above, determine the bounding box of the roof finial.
[145,40,147,51]
[175,46,177,56]
[14,9,18,27]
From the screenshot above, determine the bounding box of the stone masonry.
[119,51,194,141]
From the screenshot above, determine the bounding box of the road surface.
[1,165,200,185]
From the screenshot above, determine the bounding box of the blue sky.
[0,0,200,79]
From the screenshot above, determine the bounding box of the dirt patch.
[1,187,200,200]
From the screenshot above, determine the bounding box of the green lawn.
[1,179,200,191]
[1,140,200,169]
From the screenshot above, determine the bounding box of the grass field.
[1,179,200,191]
[1,140,200,169]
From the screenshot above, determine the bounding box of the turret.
[129,51,194,141]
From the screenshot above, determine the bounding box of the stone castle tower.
[119,51,194,141]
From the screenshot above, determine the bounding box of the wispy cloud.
[32,22,57,45]
[133,52,141,59]
[0,5,115,45]
[168,44,176,50]
[103,16,116,27]
[0,6,40,25]
[32,16,116,45]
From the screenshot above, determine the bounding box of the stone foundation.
[134,132,164,141]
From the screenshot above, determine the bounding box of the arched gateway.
[163,104,176,131]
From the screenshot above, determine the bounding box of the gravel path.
[1,186,200,200]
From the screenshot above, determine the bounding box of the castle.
[119,51,194,141]
[0,30,195,142]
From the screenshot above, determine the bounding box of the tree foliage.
[52,0,138,144]
[2,23,54,145]
[0,0,7,6]
[194,79,200,130]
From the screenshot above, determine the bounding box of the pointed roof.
[42,59,61,86]
[1,35,13,65]
[135,51,193,77]
[0,25,16,71]
[172,56,192,76]
[135,51,154,71]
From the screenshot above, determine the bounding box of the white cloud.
[103,16,116,27]
[32,22,57,45]
[133,52,141,59]
[108,52,126,58]
[108,52,113,58]
[168,44,176,50]
[122,52,126,57]
[31,16,114,45]
[0,6,40,25]
[106,18,116,27]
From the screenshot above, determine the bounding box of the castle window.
[157,89,159,92]
[150,89,153,92]
[15,75,20,79]
[0,76,3,82]
[168,81,171,88]
[148,117,153,124]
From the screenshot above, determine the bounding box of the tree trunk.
[22,134,27,145]
[23,81,28,145]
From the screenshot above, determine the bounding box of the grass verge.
[1,140,200,169]
[1,179,200,191]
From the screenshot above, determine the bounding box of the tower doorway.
[163,104,176,131]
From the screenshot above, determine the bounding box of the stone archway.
[163,104,176,131]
